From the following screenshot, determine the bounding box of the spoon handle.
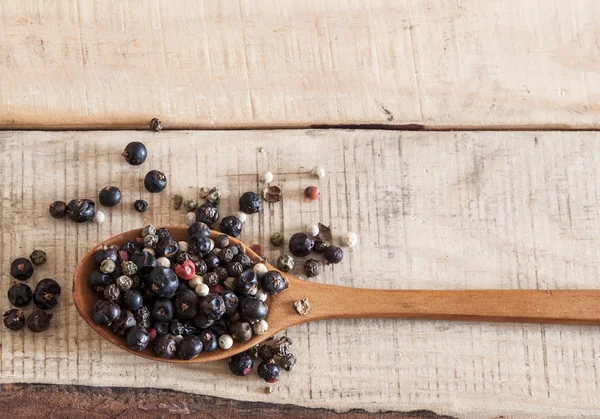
[302,286,600,325]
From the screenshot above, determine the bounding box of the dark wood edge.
[0,383,457,419]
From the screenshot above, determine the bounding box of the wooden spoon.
[73,227,600,363]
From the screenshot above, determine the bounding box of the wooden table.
[1,1,599,418]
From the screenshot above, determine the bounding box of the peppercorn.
[276,254,294,273]
[239,191,262,214]
[226,262,243,277]
[3,309,25,331]
[233,253,252,269]
[229,353,253,376]
[253,263,268,278]
[235,211,248,223]
[174,289,199,320]
[206,187,222,205]
[258,359,280,383]
[122,142,148,165]
[194,259,208,276]
[93,209,106,224]
[49,200,68,219]
[218,334,234,350]
[252,319,269,335]
[144,170,168,193]
[152,298,175,322]
[123,290,144,311]
[66,199,95,222]
[143,234,159,249]
[289,232,314,257]
[255,289,268,302]
[175,335,202,360]
[126,325,150,351]
[149,118,162,132]
[121,261,138,276]
[100,259,116,274]
[195,203,219,225]
[199,329,218,352]
[189,234,212,256]
[11,258,34,280]
[311,166,326,179]
[258,343,276,360]
[188,221,210,238]
[234,270,258,296]
[33,278,61,310]
[341,232,358,248]
[279,354,297,372]
[200,293,225,320]
[270,232,284,246]
[101,283,119,302]
[132,199,148,213]
[111,310,137,336]
[153,334,177,359]
[313,239,330,253]
[183,199,197,211]
[27,310,53,333]
[305,224,319,237]
[146,267,179,298]
[92,300,121,326]
[98,186,122,207]
[240,298,268,322]
[88,270,113,291]
[261,271,289,295]
[247,344,260,358]
[218,248,234,264]
[230,320,253,342]
[175,260,196,280]
[8,283,32,307]
[213,320,230,336]
[262,185,283,203]
[304,186,320,202]
[214,234,230,249]
[324,246,344,264]
[29,250,47,266]
[204,253,221,271]
[155,237,179,258]
[274,337,292,357]
[304,259,322,277]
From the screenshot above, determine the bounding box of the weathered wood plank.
[1,130,600,417]
[0,1,597,129]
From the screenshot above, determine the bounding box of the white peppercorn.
[141,224,156,237]
[195,283,210,297]
[252,320,268,335]
[185,212,196,226]
[255,289,268,302]
[144,234,159,248]
[262,171,273,183]
[93,210,106,224]
[311,166,325,179]
[142,247,156,256]
[341,232,358,248]
[189,275,204,288]
[218,334,234,349]
[252,263,268,278]
[100,259,116,274]
[235,211,248,224]
[305,224,319,237]
[178,241,189,253]
[156,257,170,268]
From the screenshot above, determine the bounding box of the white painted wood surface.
[1,130,599,417]
[0,1,597,129]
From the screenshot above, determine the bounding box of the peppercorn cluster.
[4,250,61,333]
[229,335,296,382]
[89,224,289,362]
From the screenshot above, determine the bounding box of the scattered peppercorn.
[239,191,262,214]
[311,166,326,179]
[33,278,62,310]
[304,186,320,202]
[10,258,34,280]
[149,118,162,132]
[99,186,122,207]
[29,250,47,266]
[3,309,25,331]
[262,185,283,203]
[270,232,284,246]
[93,209,106,224]
[279,354,297,372]
[206,187,222,205]
[27,310,53,333]
[122,142,148,166]
[341,232,358,248]
[49,200,68,219]
[289,233,314,257]
[183,199,197,211]
[294,298,311,316]
[126,325,150,351]
[220,215,243,237]
[276,254,294,273]
[8,283,33,307]
[258,359,280,383]
[304,259,322,277]
[312,239,330,253]
[324,246,344,264]
[195,203,219,225]
[229,353,253,376]
[67,199,95,222]
[133,199,149,213]
[144,170,168,193]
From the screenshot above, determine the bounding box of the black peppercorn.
[239,191,262,214]
[289,232,314,257]
[92,300,121,326]
[189,234,211,256]
[3,309,25,331]
[88,269,114,291]
[178,335,203,360]
[175,251,191,265]
[174,289,199,320]
[194,259,208,276]
[27,310,52,333]
[30,250,48,266]
[33,278,62,310]
[200,293,225,321]
[126,325,150,351]
[188,221,211,238]
[229,320,253,342]
[211,319,229,336]
[123,289,144,311]
[258,344,276,361]
[258,359,280,383]
[8,283,32,307]
[49,200,68,219]
[227,244,240,257]
[66,199,95,222]
[195,203,219,225]
[240,297,268,322]
[10,258,34,280]
[193,314,214,330]
[153,322,170,336]
[226,262,243,278]
[233,254,252,269]
[146,267,179,298]
[234,270,258,296]
[304,259,322,277]
[144,170,167,193]
[261,271,289,295]
[198,329,218,353]
[313,239,330,253]
[133,199,149,213]
[155,238,179,258]
[152,298,175,323]
[204,253,221,271]
[122,141,148,166]
[134,306,151,324]
[324,246,344,264]
[218,248,234,264]
[214,234,230,249]
[229,353,253,376]
[154,334,177,359]
[222,291,239,318]
[220,215,243,238]
[131,251,157,276]
[98,186,122,207]
[204,271,220,287]
[111,310,137,336]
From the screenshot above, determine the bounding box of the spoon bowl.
[74,227,600,363]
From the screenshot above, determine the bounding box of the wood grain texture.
[0,0,598,129]
[1,130,600,417]
[0,384,455,419]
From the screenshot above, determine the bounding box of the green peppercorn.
[141,224,156,237]
[279,354,297,372]
[144,234,159,248]
[116,275,133,292]
[183,199,197,211]
[29,250,47,266]
[121,261,138,276]
[206,187,221,205]
[270,233,284,246]
[277,254,294,273]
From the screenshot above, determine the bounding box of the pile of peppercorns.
[3,250,62,333]
[88,222,289,376]
[48,141,167,224]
